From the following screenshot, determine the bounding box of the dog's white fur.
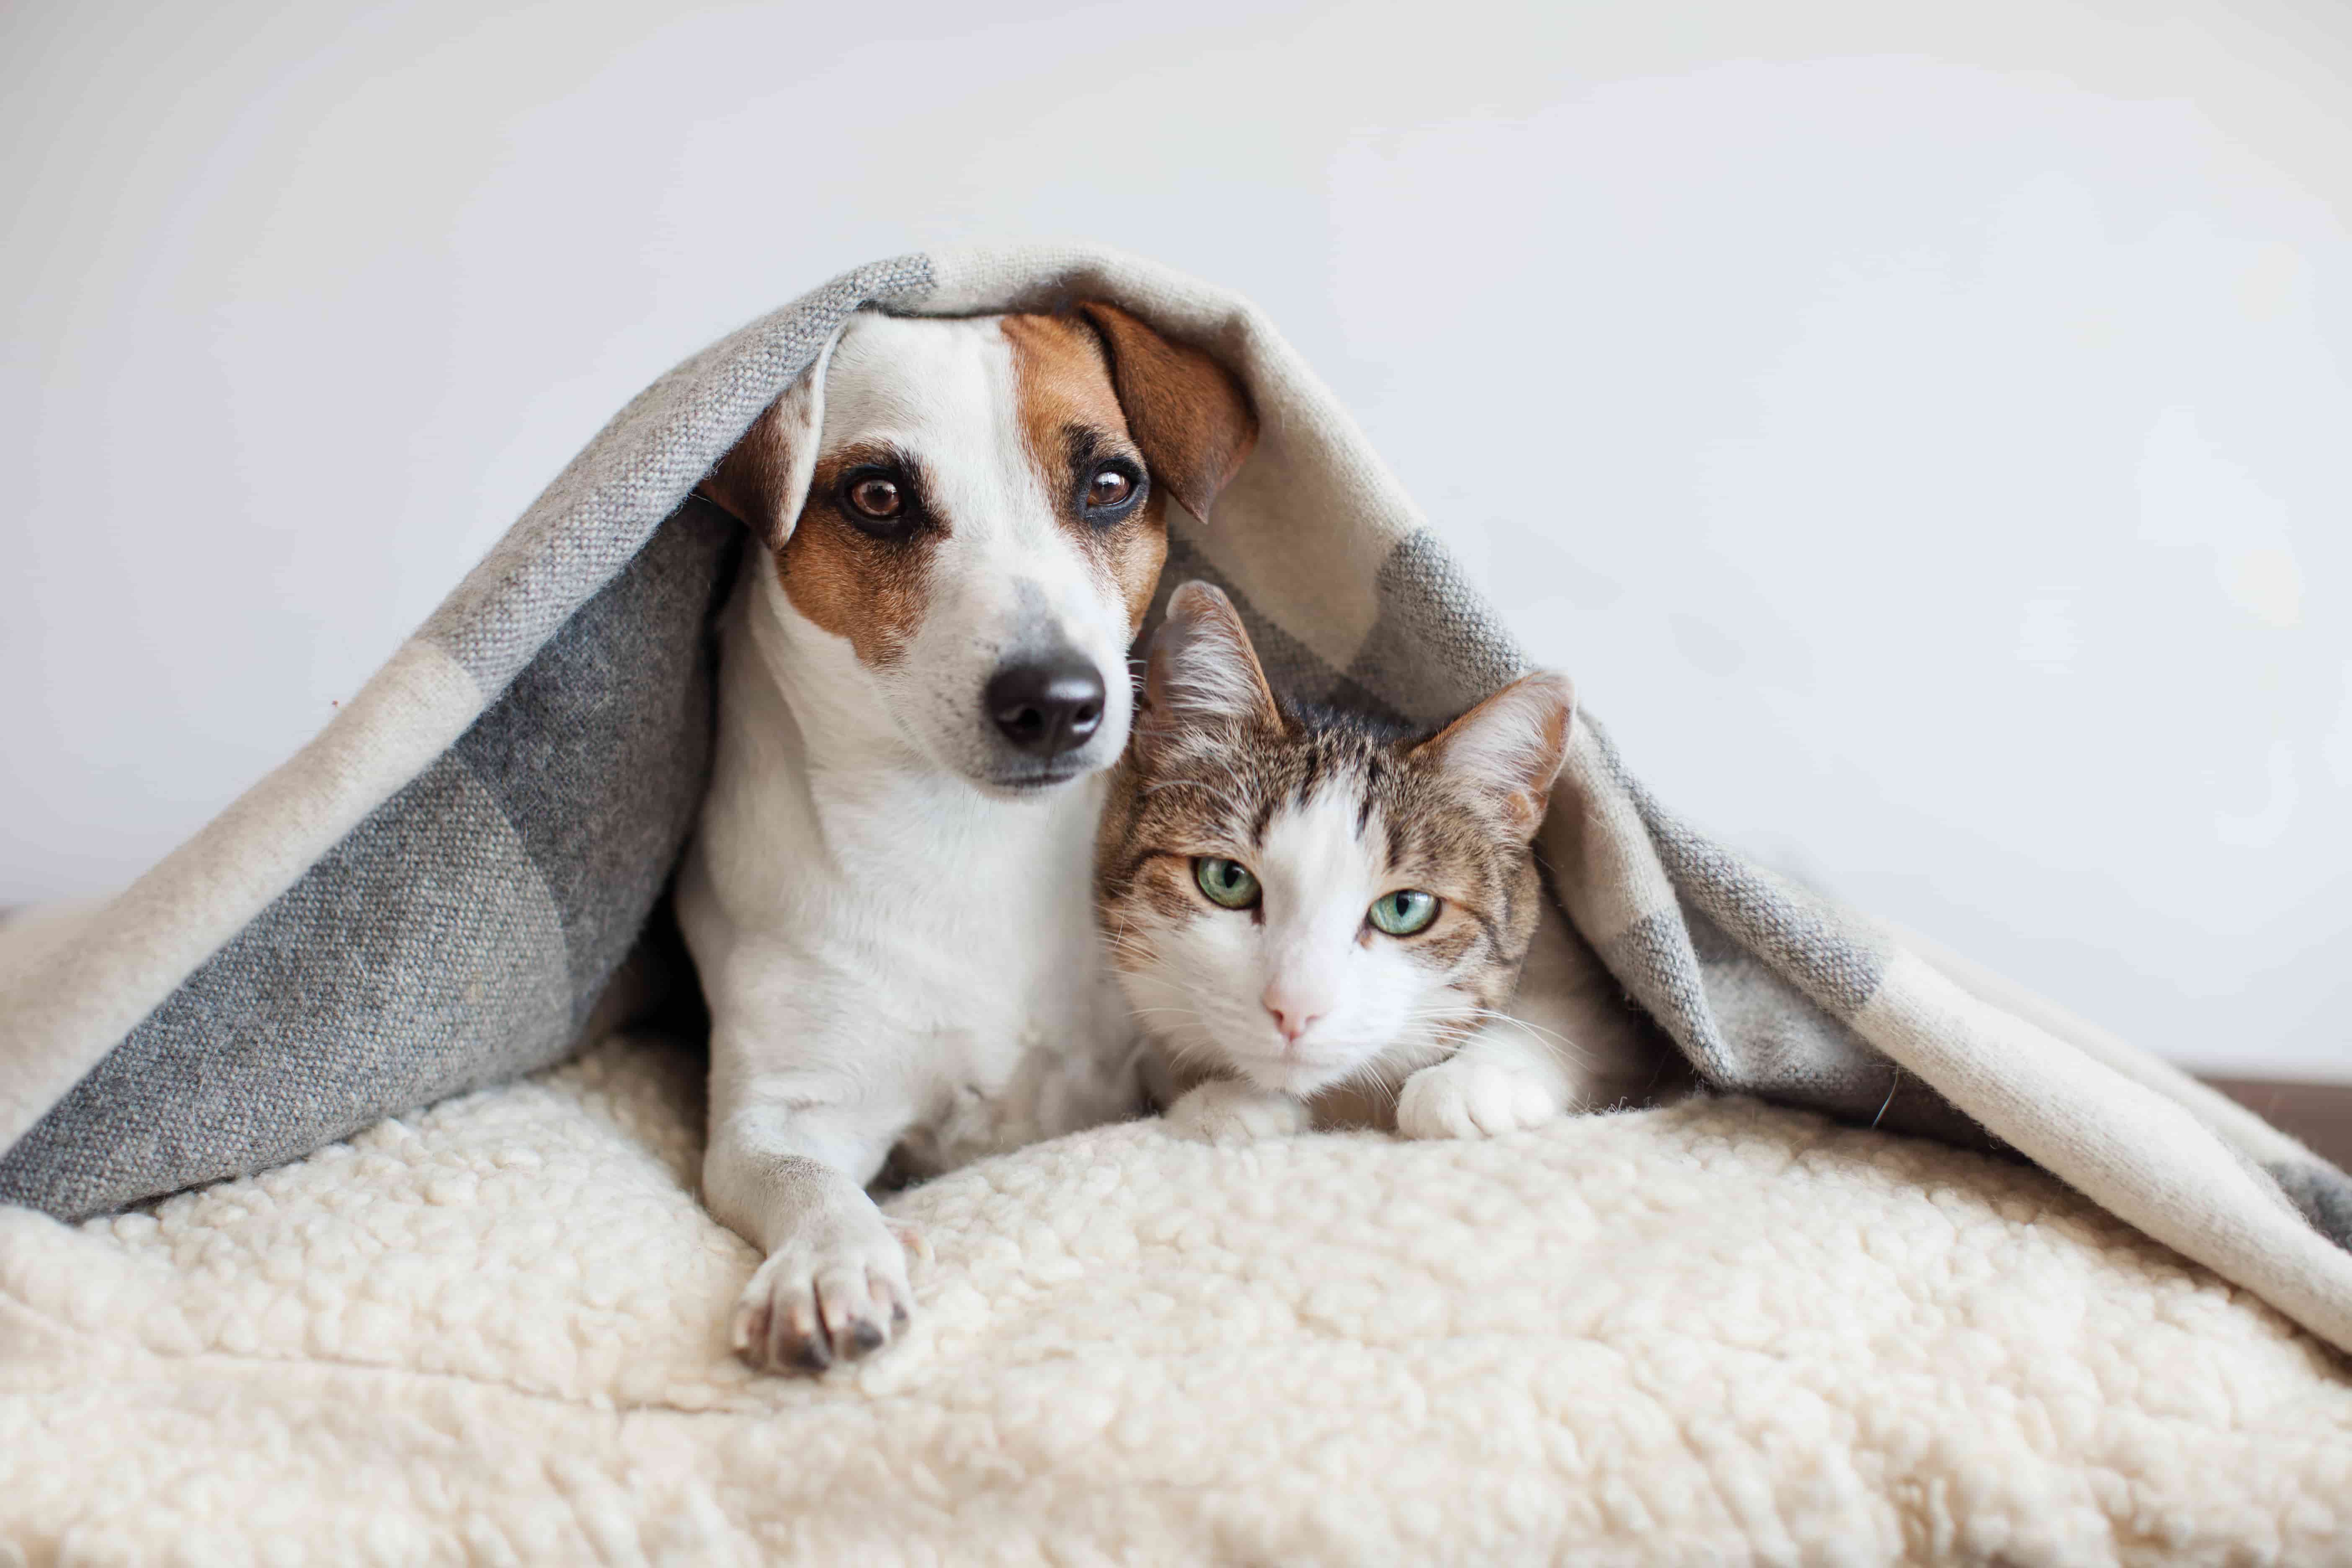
[677,312,1188,1372]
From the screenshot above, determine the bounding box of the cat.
[1095,580,1672,1145]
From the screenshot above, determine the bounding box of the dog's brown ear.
[1077,302,1257,523]
[695,327,842,551]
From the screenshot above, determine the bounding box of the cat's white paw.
[1397,1058,1564,1140]
[1168,1079,1312,1145]
[731,1210,915,1375]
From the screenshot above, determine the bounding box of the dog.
[678,301,1257,1373]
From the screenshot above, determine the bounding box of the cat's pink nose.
[1263,989,1325,1045]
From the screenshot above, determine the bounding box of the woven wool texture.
[0,242,2346,1361]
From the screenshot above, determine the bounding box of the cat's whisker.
[1394,1005,1595,1065]
[1101,941,1178,973]
[1397,1004,1572,1044]
[1391,1009,1485,1039]
[1153,1034,1228,1077]
[1335,1056,1403,1119]
[1453,1008,1594,1063]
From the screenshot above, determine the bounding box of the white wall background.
[4,0,2346,1078]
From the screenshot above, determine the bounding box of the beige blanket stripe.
[1858,949,2352,1354]
[1886,920,2324,1171]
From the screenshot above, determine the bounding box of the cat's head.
[1097,582,1576,1099]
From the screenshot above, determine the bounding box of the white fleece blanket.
[3,1033,2344,1566]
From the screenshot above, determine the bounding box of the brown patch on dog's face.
[1075,302,1257,526]
[1001,312,1168,634]
[775,440,941,668]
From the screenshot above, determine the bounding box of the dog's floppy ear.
[1140,581,1282,749]
[1410,671,1578,841]
[1076,302,1257,524]
[695,327,844,551]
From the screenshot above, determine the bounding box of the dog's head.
[699,303,1256,795]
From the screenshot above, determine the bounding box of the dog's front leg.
[704,1102,913,1374]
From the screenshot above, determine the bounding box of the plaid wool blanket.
[4,243,2347,1357]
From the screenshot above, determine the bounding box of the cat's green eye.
[1194,856,1261,910]
[1368,889,1439,936]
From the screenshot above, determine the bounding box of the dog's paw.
[1167,1079,1310,1145]
[731,1211,914,1375]
[1397,1058,1563,1140]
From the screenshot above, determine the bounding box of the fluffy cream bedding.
[3,1034,2346,1567]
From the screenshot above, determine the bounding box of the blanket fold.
[4,241,2347,1358]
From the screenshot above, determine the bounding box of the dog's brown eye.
[1088,470,1132,508]
[848,477,902,519]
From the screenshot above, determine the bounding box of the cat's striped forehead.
[1108,704,1531,903]
[1142,718,1398,852]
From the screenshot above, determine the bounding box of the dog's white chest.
[682,669,1141,1185]
[888,969,1139,1179]
[852,811,1140,1176]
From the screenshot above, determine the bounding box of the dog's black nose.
[986,652,1106,758]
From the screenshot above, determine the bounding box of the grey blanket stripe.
[0,507,741,1218]
[2274,1164,2352,1250]
[1583,717,1882,1018]
[1344,531,1527,726]
[1596,910,1738,1083]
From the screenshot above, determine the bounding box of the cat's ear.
[1140,581,1282,743]
[1411,671,1576,839]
